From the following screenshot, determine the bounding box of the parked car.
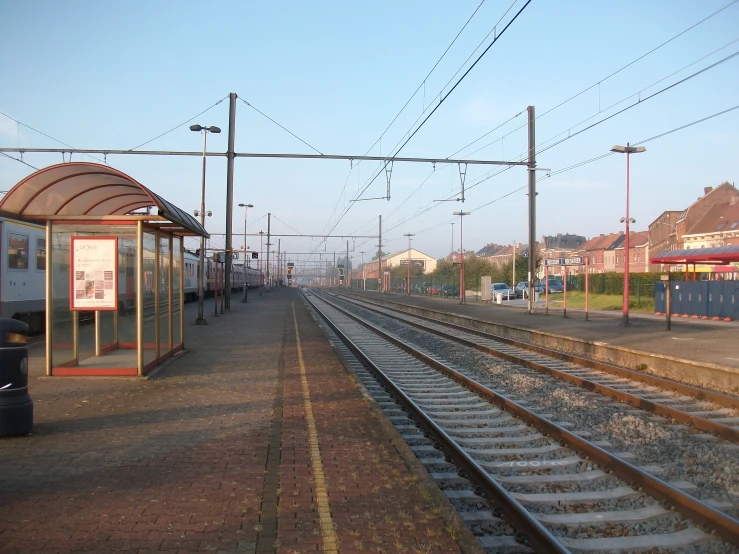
[491,282,515,300]
[440,285,459,298]
[546,279,564,293]
[515,281,544,298]
[427,285,440,295]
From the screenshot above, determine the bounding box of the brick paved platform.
[0,289,481,553]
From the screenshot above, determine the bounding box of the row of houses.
[471,181,739,276]
[354,181,738,280]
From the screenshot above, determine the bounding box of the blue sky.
[1,1,737,267]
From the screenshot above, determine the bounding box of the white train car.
[0,217,46,332]
[183,251,263,302]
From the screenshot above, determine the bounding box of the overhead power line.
[318,0,532,254]
[0,110,108,165]
[0,151,39,171]
[128,95,228,151]
[453,0,739,160]
[239,97,323,155]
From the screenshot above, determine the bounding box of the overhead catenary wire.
[0,151,39,171]
[128,95,228,151]
[239,97,323,155]
[316,0,532,253]
[354,103,739,254]
[0,110,108,165]
[451,0,739,160]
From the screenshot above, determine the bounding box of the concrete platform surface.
[0,289,479,554]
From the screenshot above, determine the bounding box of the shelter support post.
[136,221,144,376]
[45,222,52,376]
[168,235,174,354]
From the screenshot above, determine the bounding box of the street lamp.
[611,143,646,325]
[259,231,264,296]
[453,211,471,304]
[190,124,221,325]
[238,203,253,303]
[451,222,454,261]
[404,233,415,296]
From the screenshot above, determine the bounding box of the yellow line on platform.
[292,305,338,552]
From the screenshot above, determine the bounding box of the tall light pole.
[259,230,264,296]
[404,233,415,296]
[190,124,221,325]
[360,251,366,290]
[451,222,454,261]
[238,203,253,302]
[454,211,470,304]
[611,143,646,325]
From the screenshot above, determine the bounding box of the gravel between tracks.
[346,301,739,517]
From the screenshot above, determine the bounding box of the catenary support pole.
[347,240,350,289]
[527,105,537,313]
[378,215,383,293]
[224,92,236,310]
[266,213,271,290]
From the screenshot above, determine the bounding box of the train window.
[8,233,29,270]
[36,238,46,271]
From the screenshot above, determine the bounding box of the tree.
[371,251,389,261]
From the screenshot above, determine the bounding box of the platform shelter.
[0,162,208,376]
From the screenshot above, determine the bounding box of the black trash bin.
[0,318,33,436]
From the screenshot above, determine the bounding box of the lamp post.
[454,211,470,304]
[451,222,454,261]
[611,143,646,325]
[404,233,415,296]
[238,203,253,302]
[190,124,221,325]
[259,231,264,296]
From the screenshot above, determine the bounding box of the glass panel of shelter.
[48,222,183,376]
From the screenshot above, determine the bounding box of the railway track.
[302,289,739,553]
[328,290,739,442]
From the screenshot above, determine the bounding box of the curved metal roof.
[650,245,739,265]
[0,162,208,237]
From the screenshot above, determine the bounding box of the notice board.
[70,236,118,311]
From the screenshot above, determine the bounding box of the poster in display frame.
[70,236,119,311]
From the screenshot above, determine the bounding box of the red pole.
[585,258,589,321]
[623,146,631,324]
[545,266,549,314]
[459,215,464,304]
[563,265,568,318]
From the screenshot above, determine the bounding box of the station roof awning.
[650,245,739,265]
[0,162,208,238]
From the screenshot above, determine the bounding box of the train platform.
[0,288,480,554]
[346,290,739,391]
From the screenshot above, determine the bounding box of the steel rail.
[313,290,739,546]
[301,290,569,553]
[333,292,739,439]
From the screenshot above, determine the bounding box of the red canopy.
[650,245,739,265]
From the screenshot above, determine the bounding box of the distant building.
[361,248,437,280]
[540,233,586,251]
[648,182,739,271]
[613,231,650,273]
[571,233,624,275]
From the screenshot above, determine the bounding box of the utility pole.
[224,92,236,310]
[277,239,281,287]
[346,240,350,289]
[360,251,365,290]
[266,213,271,290]
[378,215,383,293]
[512,240,516,290]
[527,105,537,313]
[404,233,414,296]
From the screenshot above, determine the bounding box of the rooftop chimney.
[704,186,713,195]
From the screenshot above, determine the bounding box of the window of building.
[36,237,46,270]
[8,233,29,270]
